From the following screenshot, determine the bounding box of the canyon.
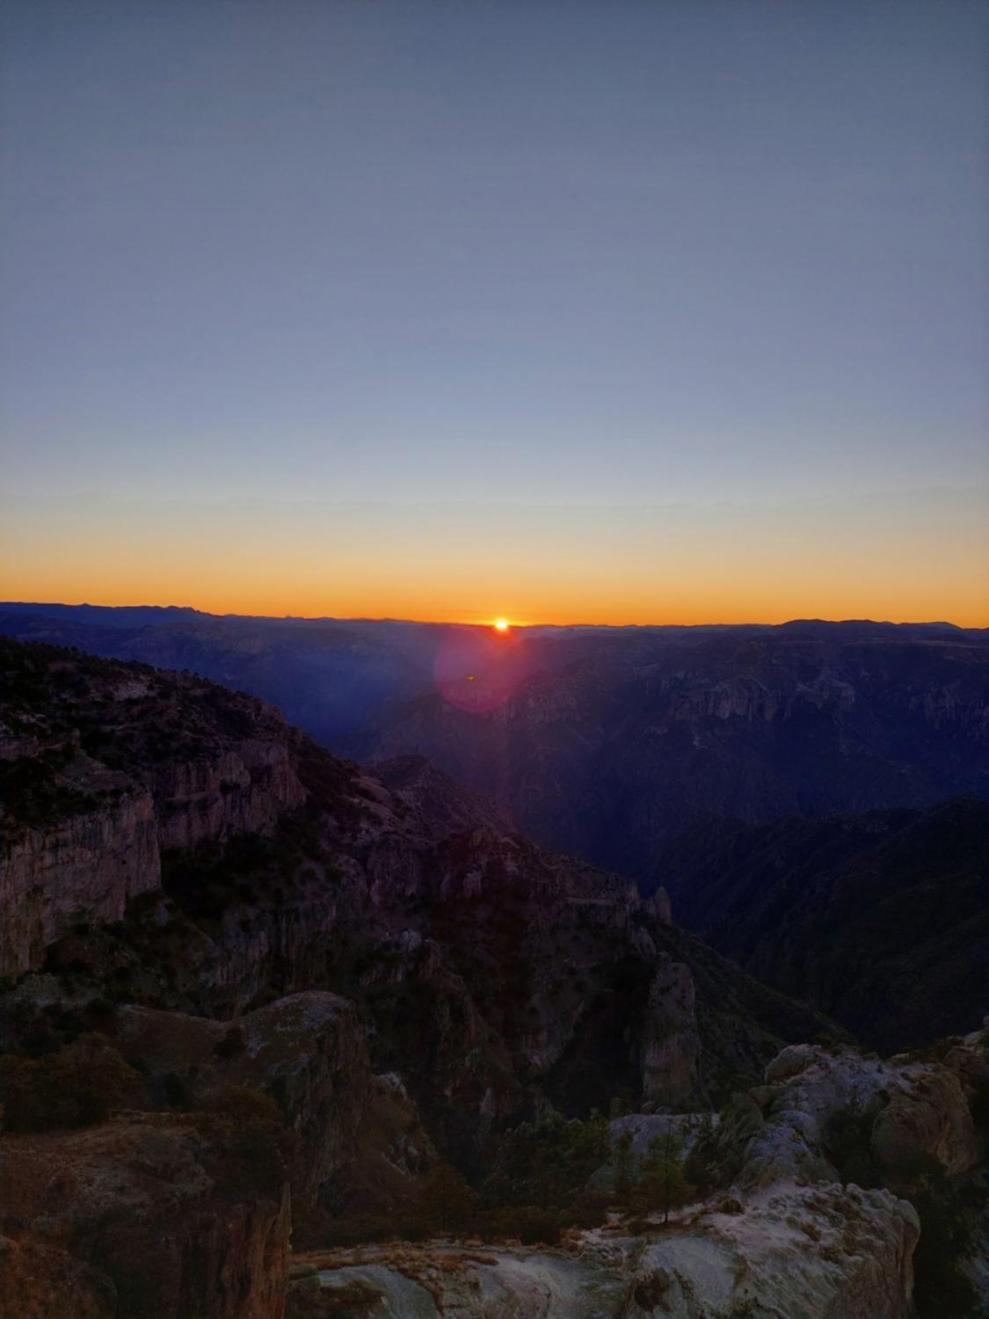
[3,606,986,889]
[1,635,987,1316]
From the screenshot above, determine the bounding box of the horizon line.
[0,599,982,632]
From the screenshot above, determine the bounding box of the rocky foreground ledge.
[289,1180,916,1319]
[0,1015,985,1318]
[283,1028,987,1319]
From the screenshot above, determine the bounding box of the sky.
[1,0,987,626]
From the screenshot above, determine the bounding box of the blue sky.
[1,1,986,623]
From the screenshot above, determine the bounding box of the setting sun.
[493,617,510,633]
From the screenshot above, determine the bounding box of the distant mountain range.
[2,604,986,888]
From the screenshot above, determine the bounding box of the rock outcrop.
[0,788,160,977]
[287,1181,920,1318]
[0,641,307,976]
[151,741,305,852]
[114,991,436,1215]
[740,1041,981,1191]
[289,1029,989,1319]
[1,1114,291,1318]
[640,958,699,1105]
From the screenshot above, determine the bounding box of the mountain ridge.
[2,606,986,888]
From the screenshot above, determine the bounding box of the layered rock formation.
[0,640,305,977]
[0,785,159,978]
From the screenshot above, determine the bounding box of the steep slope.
[658,799,989,1051]
[0,638,306,976]
[0,638,832,1134]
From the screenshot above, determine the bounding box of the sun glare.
[493,617,510,633]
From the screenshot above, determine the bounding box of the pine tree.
[417,1163,475,1232]
[634,1129,689,1223]
[614,1128,634,1199]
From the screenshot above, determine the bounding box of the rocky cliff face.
[0,985,439,1318]
[112,991,436,1215]
[0,786,160,978]
[640,958,698,1105]
[0,641,833,1122]
[0,640,306,976]
[152,741,306,852]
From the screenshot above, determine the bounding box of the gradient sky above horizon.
[1,1,987,626]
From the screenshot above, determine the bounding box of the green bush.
[823,1105,880,1188]
[682,1112,721,1195]
[196,1082,282,1131]
[482,1109,610,1210]
[213,1025,247,1060]
[195,1083,291,1200]
[474,1204,563,1245]
[415,1162,475,1232]
[910,1173,987,1319]
[682,1095,763,1195]
[0,1036,142,1131]
[630,1131,690,1223]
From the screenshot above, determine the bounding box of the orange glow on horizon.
[2,585,984,630]
[2,487,986,630]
